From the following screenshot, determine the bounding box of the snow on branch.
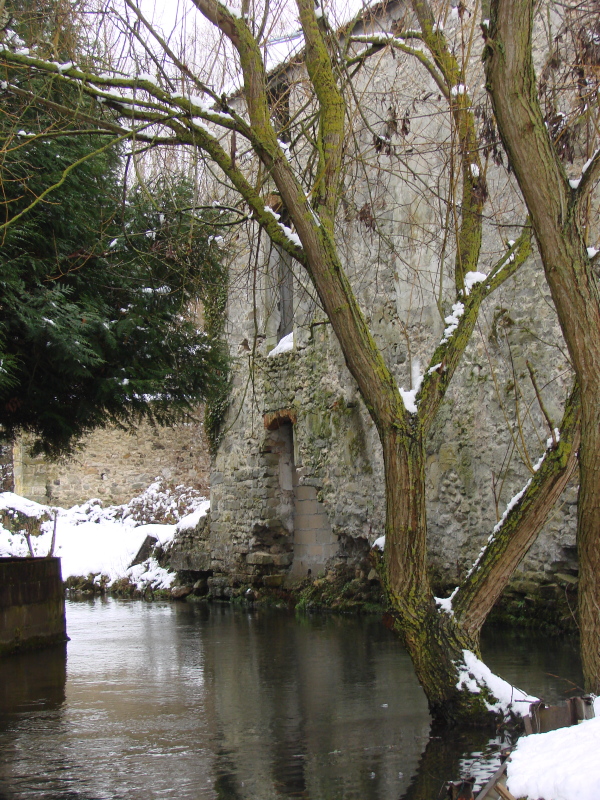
[456,650,537,718]
[568,147,600,190]
[398,359,423,414]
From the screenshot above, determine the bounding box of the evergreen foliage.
[0,4,229,456]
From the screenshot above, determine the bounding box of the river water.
[0,599,582,800]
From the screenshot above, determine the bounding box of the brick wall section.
[12,417,210,507]
[0,557,67,655]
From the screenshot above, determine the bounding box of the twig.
[527,360,557,446]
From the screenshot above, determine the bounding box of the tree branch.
[452,380,580,639]
[418,227,532,430]
[0,129,135,232]
[296,0,345,227]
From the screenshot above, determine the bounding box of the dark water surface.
[0,599,582,800]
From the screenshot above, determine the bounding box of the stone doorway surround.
[263,410,338,581]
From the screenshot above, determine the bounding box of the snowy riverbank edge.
[507,699,600,800]
[0,484,208,593]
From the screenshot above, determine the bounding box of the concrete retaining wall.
[0,557,67,656]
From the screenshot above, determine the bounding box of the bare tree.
[0,0,582,722]
[486,0,600,695]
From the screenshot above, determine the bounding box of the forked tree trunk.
[380,426,496,725]
[486,0,600,694]
[378,391,580,723]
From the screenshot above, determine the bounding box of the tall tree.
[485,0,600,694]
[0,0,581,722]
[0,1,229,455]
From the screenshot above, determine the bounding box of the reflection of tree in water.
[270,726,308,799]
[399,727,499,800]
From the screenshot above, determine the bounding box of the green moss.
[291,569,387,614]
[202,238,231,455]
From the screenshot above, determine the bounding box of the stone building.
[171,0,583,607]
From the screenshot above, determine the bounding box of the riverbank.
[0,485,578,633]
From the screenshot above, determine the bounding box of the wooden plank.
[475,757,508,800]
[525,696,596,734]
[568,695,595,722]
[495,784,517,800]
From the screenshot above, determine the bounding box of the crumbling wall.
[203,252,576,600]
[11,417,210,507]
[169,3,579,612]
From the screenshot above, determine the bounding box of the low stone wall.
[11,417,210,507]
[0,557,68,656]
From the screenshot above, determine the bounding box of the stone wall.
[168,1,581,606]
[0,557,67,655]
[11,417,210,507]
[202,263,576,597]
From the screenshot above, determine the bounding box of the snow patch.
[398,359,423,414]
[440,301,465,343]
[268,331,294,357]
[176,500,210,532]
[0,481,208,588]
[0,492,49,519]
[569,148,599,189]
[463,271,486,296]
[191,117,212,135]
[124,557,175,591]
[435,586,458,615]
[279,223,302,249]
[457,650,537,717]
[507,715,600,800]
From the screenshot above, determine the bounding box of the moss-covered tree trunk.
[379,424,500,725]
[486,0,600,694]
[189,0,585,722]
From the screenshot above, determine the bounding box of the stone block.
[295,485,317,501]
[272,552,293,567]
[554,572,578,585]
[303,513,329,530]
[262,574,284,587]
[171,585,193,599]
[246,552,275,566]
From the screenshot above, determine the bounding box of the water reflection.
[199,607,430,799]
[0,599,582,800]
[0,644,66,713]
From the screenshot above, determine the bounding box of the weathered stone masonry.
[9,417,210,507]
[172,2,581,605]
[199,266,578,599]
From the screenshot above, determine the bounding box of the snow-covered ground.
[507,696,600,800]
[0,481,208,592]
